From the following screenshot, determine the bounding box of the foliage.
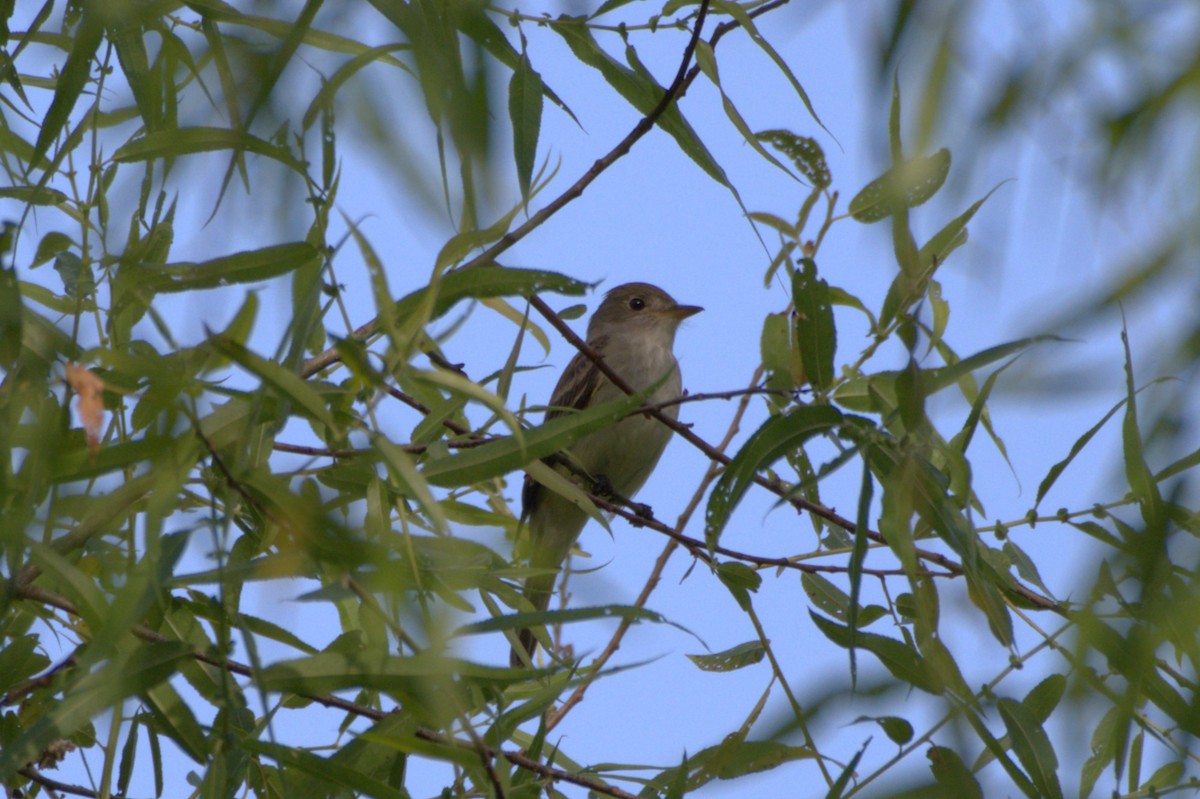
[1,1,1198,798]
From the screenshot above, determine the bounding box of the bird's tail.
[510,572,554,667]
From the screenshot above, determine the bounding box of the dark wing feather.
[521,341,606,519]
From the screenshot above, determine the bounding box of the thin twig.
[17,766,101,799]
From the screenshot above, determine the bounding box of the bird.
[512,282,702,666]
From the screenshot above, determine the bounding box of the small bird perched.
[512,282,702,666]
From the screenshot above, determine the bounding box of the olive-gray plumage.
[513,283,701,665]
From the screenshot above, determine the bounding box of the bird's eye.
[629,297,646,311]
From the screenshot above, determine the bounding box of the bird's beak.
[662,303,703,320]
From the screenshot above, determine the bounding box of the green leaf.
[0,641,193,781]
[107,15,160,132]
[552,19,729,186]
[997,697,1063,799]
[756,129,830,187]
[694,41,793,178]
[301,43,410,130]
[374,435,448,534]
[1120,327,1164,528]
[853,715,914,745]
[257,651,523,695]
[210,336,337,431]
[705,405,844,549]
[686,640,766,672]
[0,636,49,695]
[455,604,679,637]
[420,387,649,488]
[809,611,942,694]
[917,183,1004,270]
[825,740,868,799]
[142,681,208,763]
[148,242,320,292]
[708,740,813,780]
[801,572,850,620]
[716,562,761,612]
[928,746,983,799]
[32,231,74,267]
[391,266,590,333]
[848,148,951,223]
[113,126,306,175]
[1140,762,1185,792]
[792,258,836,390]
[508,51,543,200]
[709,1,828,135]
[31,6,103,167]
[240,739,410,799]
[0,266,22,368]
[0,186,70,206]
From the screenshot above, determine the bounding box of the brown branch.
[17,766,102,799]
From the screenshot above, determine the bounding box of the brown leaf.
[66,363,105,457]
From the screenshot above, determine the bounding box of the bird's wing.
[521,342,606,518]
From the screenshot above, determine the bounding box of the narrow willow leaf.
[420,388,648,488]
[848,148,951,223]
[0,186,70,206]
[113,126,306,175]
[257,651,524,695]
[809,611,942,694]
[792,259,836,390]
[302,43,410,130]
[0,263,21,368]
[917,183,1005,269]
[149,242,320,292]
[709,0,828,134]
[508,51,543,200]
[694,42,793,178]
[211,336,336,430]
[825,740,868,799]
[142,681,208,763]
[760,311,796,399]
[108,16,160,132]
[687,641,766,672]
[240,739,410,799]
[455,604,678,637]
[392,266,591,329]
[846,459,874,686]
[374,435,448,534]
[997,697,1063,799]
[711,741,813,779]
[31,7,103,167]
[801,572,850,620]
[1120,327,1164,527]
[1037,389,1147,507]
[706,405,843,549]
[1141,762,1185,792]
[553,20,729,186]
